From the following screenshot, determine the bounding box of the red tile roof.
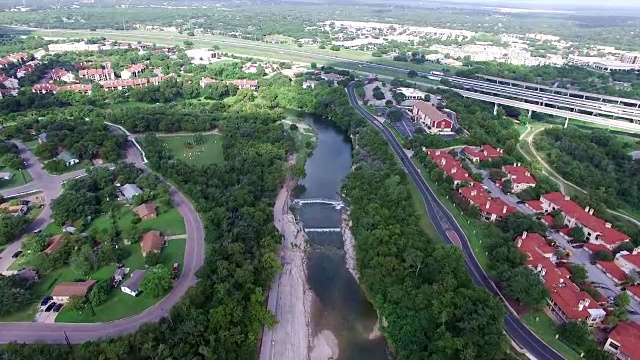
[413,100,448,122]
[426,149,474,183]
[79,68,114,77]
[526,200,543,212]
[584,242,612,255]
[609,322,640,360]
[596,261,627,282]
[503,165,537,186]
[541,214,555,225]
[515,232,555,266]
[627,285,640,299]
[459,183,516,218]
[621,253,640,270]
[541,192,630,246]
[464,145,503,161]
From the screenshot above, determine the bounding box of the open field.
[0,167,32,190]
[162,134,224,166]
[89,204,186,236]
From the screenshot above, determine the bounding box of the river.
[293,111,389,360]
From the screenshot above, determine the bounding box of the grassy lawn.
[0,167,33,190]
[44,160,92,175]
[407,179,440,242]
[411,157,492,269]
[163,134,223,166]
[89,204,186,236]
[55,239,185,323]
[23,139,39,149]
[521,312,582,360]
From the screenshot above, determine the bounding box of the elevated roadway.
[346,83,564,360]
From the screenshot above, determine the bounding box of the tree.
[570,226,586,243]
[136,173,159,191]
[501,179,513,194]
[66,295,86,312]
[310,62,317,70]
[392,92,406,104]
[498,266,548,308]
[594,250,614,262]
[70,245,97,276]
[145,251,161,266]
[0,275,32,316]
[387,109,403,122]
[22,234,47,253]
[140,264,173,297]
[407,70,418,78]
[89,281,108,306]
[558,321,591,350]
[615,292,630,308]
[570,264,588,285]
[1,154,23,170]
[553,211,565,229]
[385,100,394,108]
[289,123,298,131]
[329,45,340,51]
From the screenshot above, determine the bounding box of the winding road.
[0,129,205,344]
[346,83,564,360]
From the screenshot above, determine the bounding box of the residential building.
[584,242,613,257]
[525,200,544,213]
[596,260,628,284]
[184,48,220,64]
[120,184,143,200]
[604,321,640,360]
[51,280,96,302]
[140,231,164,257]
[38,133,47,143]
[627,285,640,302]
[16,61,39,78]
[121,269,146,297]
[113,267,126,285]
[78,68,115,81]
[199,77,259,91]
[620,52,640,65]
[51,68,75,82]
[56,151,79,166]
[0,172,13,180]
[396,87,427,101]
[459,183,516,221]
[48,41,102,54]
[515,232,606,326]
[44,234,64,255]
[0,75,19,89]
[614,250,640,275]
[426,149,473,186]
[540,192,631,249]
[502,164,536,193]
[412,101,453,133]
[120,64,146,79]
[320,73,345,82]
[134,203,157,220]
[464,145,504,163]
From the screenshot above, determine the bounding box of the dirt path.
[260,162,312,360]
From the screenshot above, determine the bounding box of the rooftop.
[596,261,627,282]
[426,149,473,183]
[609,321,640,360]
[141,231,164,254]
[459,183,516,217]
[134,203,157,218]
[120,184,143,200]
[503,165,536,185]
[464,145,503,161]
[51,280,96,298]
[122,269,146,293]
[413,100,448,121]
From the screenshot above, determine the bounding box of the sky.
[448,0,639,7]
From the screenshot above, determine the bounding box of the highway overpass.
[454,89,640,132]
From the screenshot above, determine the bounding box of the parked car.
[33,229,42,234]
[516,200,525,204]
[40,296,52,306]
[53,303,64,312]
[11,250,22,259]
[44,302,57,312]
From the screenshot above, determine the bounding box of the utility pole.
[63,331,72,349]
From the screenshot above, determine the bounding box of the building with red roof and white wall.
[540,192,631,250]
[464,145,504,163]
[614,249,640,274]
[458,183,516,222]
[604,321,640,360]
[502,164,537,193]
[412,101,454,134]
[426,149,473,186]
[514,231,606,326]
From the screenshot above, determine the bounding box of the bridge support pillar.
[564,117,569,129]
[493,103,498,116]
[528,109,532,119]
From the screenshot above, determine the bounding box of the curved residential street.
[0,135,205,344]
[346,84,565,360]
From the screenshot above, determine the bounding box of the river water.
[293,111,389,360]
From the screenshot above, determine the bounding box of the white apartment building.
[48,41,102,54]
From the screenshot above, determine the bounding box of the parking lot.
[375,106,418,138]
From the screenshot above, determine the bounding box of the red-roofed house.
[502,164,537,193]
[514,232,606,326]
[228,79,259,91]
[0,75,19,89]
[584,242,613,256]
[526,200,543,213]
[596,261,628,284]
[615,250,640,275]
[540,192,631,249]
[459,183,516,221]
[79,68,115,81]
[464,145,504,163]
[627,285,640,302]
[32,84,58,94]
[121,63,147,79]
[412,101,453,134]
[51,68,75,83]
[426,149,474,186]
[604,321,640,360]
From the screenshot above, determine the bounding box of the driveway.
[0,130,205,343]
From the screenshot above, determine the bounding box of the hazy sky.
[450,0,640,7]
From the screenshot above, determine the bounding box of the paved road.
[0,133,205,344]
[346,83,564,360]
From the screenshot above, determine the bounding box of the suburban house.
[100,75,171,91]
[134,203,157,220]
[514,232,606,326]
[121,269,147,297]
[120,64,147,79]
[38,133,47,143]
[426,149,474,186]
[584,242,613,257]
[56,151,80,166]
[458,183,516,221]
[32,83,92,94]
[51,280,96,302]
[411,101,453,133]
[614,250,640,275]
[78,68,115,81]
[120,184,143,201]
[0,75,19,89]
[0,52,28,67]
[140,231,165,257]
[540,192,631,249]
[16,61,39,78]
[501,164,537,193]
[51,68,76,83]
[603,321,640,360]
[199,77,259,91]
[44,235,64,255]
[396,87,427,100]
[0,203,28,216]
[464,145,504,163]
[0,172,13,180]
